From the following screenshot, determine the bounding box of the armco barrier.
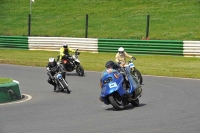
[0,80,22,103]
[98,39,183,55]
[0,36,28,49]
[28,37,98,52]
[0,36,200,56]
[183,41,200,57]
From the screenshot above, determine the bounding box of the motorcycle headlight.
[63,60,67,64]
[56,74,62,79]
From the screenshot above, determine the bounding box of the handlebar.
[131,56,136,60]
[75,49,80,55]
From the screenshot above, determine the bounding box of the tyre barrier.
[0,80,22,103]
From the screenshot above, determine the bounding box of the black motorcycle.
[58,49,84,76]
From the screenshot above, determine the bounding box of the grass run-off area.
[0,0,199,40]
[0,77,13,84]
[1,49,200,80]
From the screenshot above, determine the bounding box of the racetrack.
[0,64,200,133]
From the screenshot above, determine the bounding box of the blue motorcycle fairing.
[100,70,127,104]
[100,80,127,97]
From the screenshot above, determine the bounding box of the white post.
[30,0,35,14]
[30,0,31,14]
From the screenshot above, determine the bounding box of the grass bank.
[1,49,200,79]
[0,0,199,40]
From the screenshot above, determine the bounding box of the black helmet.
[105,61,115,69]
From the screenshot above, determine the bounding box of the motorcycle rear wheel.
[109,95,124,110]
[76,65,84,76]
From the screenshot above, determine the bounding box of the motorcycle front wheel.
[76,65,84,76]
[132,69,143,84]
[109,95,124,110]
[60,80,70,94]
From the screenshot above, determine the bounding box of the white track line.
[0,94,32,106]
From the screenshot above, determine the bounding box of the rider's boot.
[54,85,57,91]
[54,85,60,92]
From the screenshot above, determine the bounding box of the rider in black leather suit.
[46,57,65,92]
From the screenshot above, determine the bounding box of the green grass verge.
[0,77,13,84]
[0,0,199,40]
[1,49,200,79]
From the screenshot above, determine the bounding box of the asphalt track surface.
[0,64,200,133]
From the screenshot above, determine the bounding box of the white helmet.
[48,57,56,67]
[118,47,124,55]
[49,57,55,63]
[62,43,68,48]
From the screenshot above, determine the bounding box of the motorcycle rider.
[59,43,76,61]
[104,60,128,83]
[46,57,66,92]
[115,47,135,68]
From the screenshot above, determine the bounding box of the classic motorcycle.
[125,57,143,84]
[58,49,84,76]
[99,64,142,110]
[53,71,70,93]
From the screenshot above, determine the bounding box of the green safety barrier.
[98,39,183,55]
[0,81,22,103]
[0,36,28,49]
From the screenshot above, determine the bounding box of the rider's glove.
[132,56,136,60]
[46,67,50,71]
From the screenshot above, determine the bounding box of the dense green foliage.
[0,0,199,40]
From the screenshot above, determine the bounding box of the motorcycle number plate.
[129,63,134,68]
[108,82,117,88]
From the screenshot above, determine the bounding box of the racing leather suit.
[46,63,66,88]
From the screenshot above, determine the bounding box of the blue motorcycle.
[99,65,142,110]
